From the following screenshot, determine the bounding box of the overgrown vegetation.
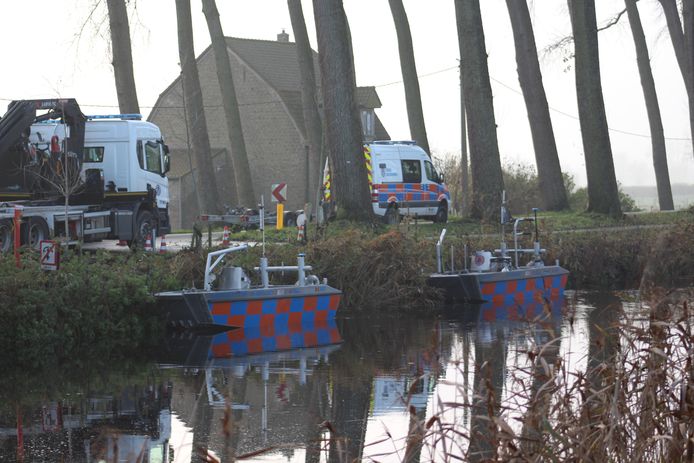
[438,157,641,214]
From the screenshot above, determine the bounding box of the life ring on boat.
[474,254,485,266]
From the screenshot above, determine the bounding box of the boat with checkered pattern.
[157,245,341,332]
[428,196,568,303]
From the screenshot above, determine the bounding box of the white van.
[323,141,450,223]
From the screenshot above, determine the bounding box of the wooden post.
[13,207,22,268]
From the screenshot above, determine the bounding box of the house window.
[84,147,104,163]
[361,109,375,140]
[401,160,421,183]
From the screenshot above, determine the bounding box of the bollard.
[276,203,284,230]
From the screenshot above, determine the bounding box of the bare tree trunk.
[569,0,621,216]
[288,0,324,205]
[454,0,504,221]
[625,0,674,210]
[106,0,140,114]
[658,0,694,159]
[175,0,220,214]
[454,6,470,216]
[201,0,256,208]
[388,0,430,155]
[313,0,373,222]
[506,0,569,211]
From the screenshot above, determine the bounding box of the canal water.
[0,292,647,462]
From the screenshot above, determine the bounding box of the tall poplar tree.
[106,0,140,114]
[569,0,621,216]
[388,0,430,155]
[625,0,674,210]
[313,0,373,221]
[201,0,256,207]
[176,0,220,214]
[657,0,694,159]
[506,0,568,211]
[455,0,504,221]
[288,0,324,203]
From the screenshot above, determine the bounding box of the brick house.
[149,33,389,230]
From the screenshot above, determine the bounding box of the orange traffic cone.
[159,235,168,254]
[297,224,305,243]
[144,233,153,252]
[222,225,230,246]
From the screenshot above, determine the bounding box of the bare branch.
[597,7,628,32]
[542,7,628,59]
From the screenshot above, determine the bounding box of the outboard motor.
[218,266,251,290]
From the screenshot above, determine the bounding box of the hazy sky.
[1,0,692,188]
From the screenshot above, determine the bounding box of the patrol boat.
[157,199,341,331]
[427,195,568,304]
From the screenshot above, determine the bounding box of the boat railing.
[510,215,543,267]
[253,253,318,288]
[204,244,250,290]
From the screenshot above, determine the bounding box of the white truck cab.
[368,141,449,223]
[31,116,170,210]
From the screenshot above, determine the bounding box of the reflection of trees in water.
[329,314,442,461]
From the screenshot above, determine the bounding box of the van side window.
[401,160,421,183]
[425,160,440,183]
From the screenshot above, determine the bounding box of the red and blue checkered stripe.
[480,293,565,322]
[209,294,340,330]
[374,183,450,203]
[209,318,341,358]
[480,274,568,307]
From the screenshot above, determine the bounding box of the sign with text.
[271,183,287,203]
[40,240,59,271]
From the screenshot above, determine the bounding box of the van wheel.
[434,203,448,224]
[384,205,399,225]
[0,220,13,253]
[24,217,50,250]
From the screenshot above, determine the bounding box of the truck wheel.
[384,205,399,225]
[434,203,448,224]
[24,217,50,250]
[132,210,154,249]
[0,220,12,253]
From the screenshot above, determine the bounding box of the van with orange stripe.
[368,141,449,223]
[322,141,450,223]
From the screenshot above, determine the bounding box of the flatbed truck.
[0,98,171,251]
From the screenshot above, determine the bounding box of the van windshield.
[402,160,421,183]
[425,160,441,184]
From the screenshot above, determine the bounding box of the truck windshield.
[138,140,162,174]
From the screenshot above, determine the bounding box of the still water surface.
[1,292,635,462]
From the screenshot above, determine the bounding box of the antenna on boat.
[259,195,269,287]
[259,195,266,257]
[500,190,508,258]
[532,207,540,261]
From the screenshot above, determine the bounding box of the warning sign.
[40,240,59,271]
